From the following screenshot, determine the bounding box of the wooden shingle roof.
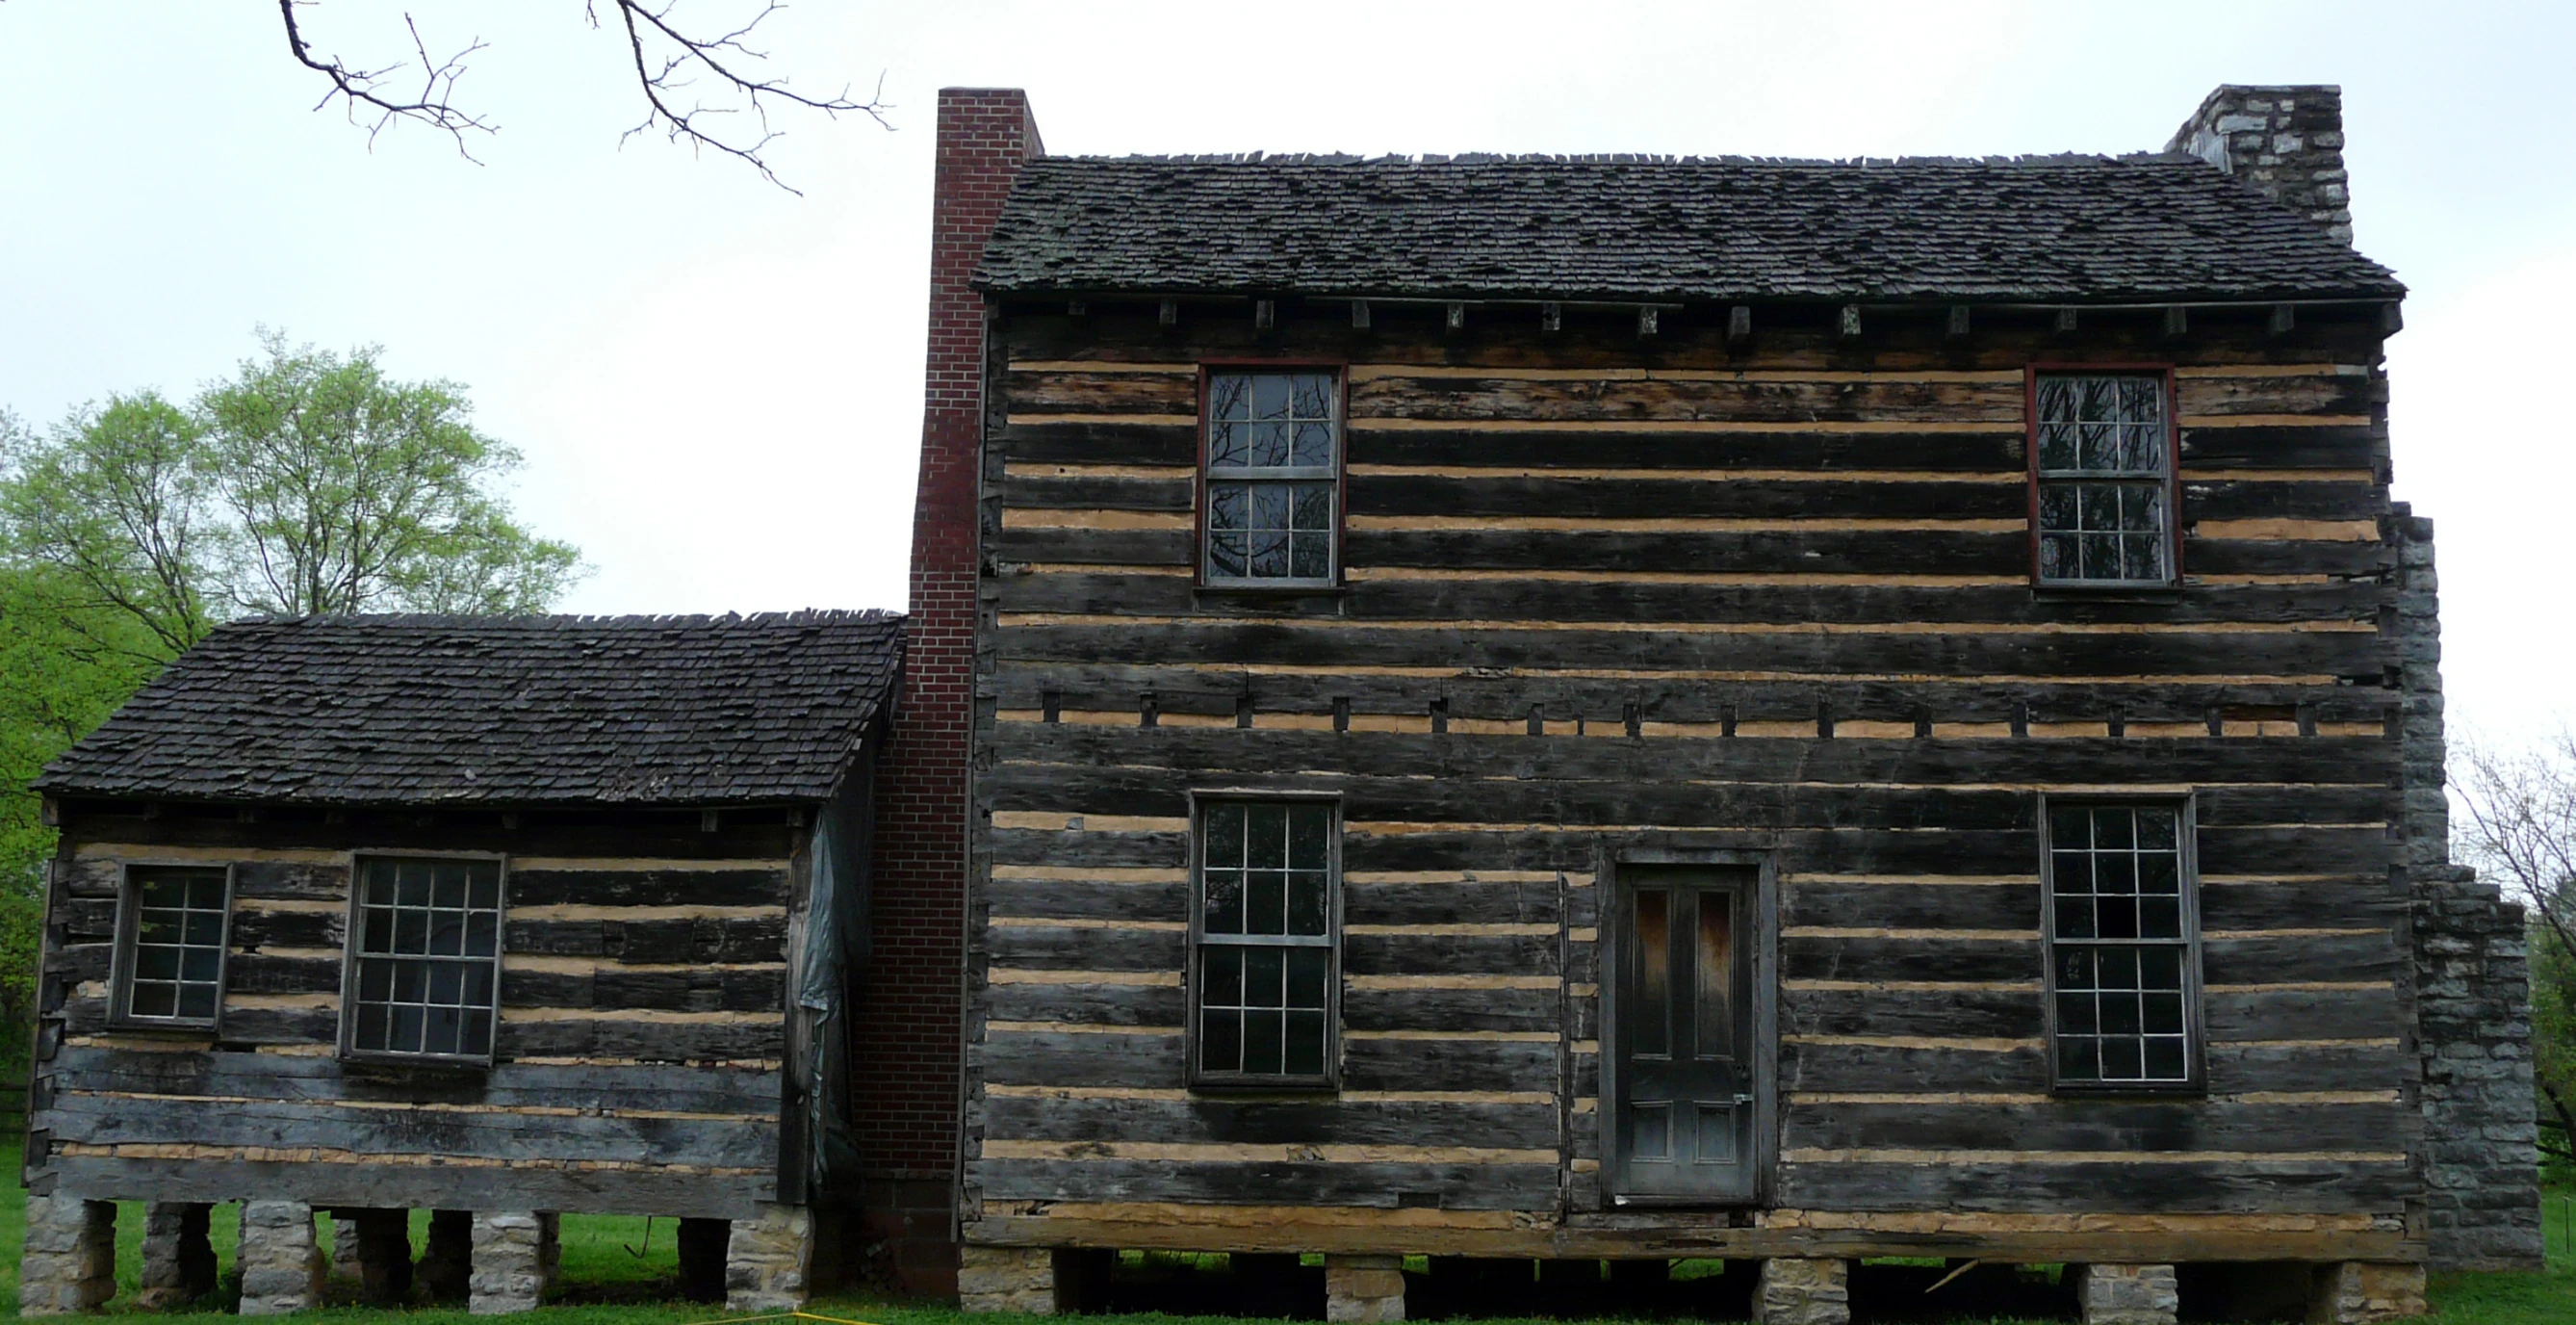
[975,154,2403,304]
[37,611,903,807]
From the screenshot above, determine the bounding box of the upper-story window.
[2032,372,2177,586]
[111,865,232,1030]
[343,854,503,1064]
[1203,371,1340,587]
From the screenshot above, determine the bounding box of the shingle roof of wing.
[974,154,2403,302]
[36,611,904,806]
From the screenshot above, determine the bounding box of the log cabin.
[16,611,901,1314]
[907,85,2545,1324]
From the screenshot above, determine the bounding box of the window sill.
[339,1052,496,1075]
[1187,1078,1341,1098]
[103,1019,219,1039]
[2048,1081,2206,1100]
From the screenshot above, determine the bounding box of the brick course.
[858,87,1043,1299]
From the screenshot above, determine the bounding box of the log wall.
[27,804,805,1220]
[961,300,2422,1262]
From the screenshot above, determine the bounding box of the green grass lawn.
[0,1138,2565,1322]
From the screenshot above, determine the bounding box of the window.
[1191,798,1338,1084]
[2043,801,2202,1090]
[111,866,232,1029]
[2032,371,2177,585]
[1203,371,1340,586]
[344,855,502,1063]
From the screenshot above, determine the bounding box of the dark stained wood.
[43,1156,774,1220]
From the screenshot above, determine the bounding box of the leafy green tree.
[2,331,583,649]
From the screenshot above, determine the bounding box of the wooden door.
[1611,868,1760,1203]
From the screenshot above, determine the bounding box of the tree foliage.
[1,331,583,658]
[2452,732,2576,1173]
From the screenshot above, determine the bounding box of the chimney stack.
[2166,85,2353,245]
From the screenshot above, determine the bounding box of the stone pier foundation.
[469,1210,555,1313]
[2308,1262,2429,1325]
[726,1203,814,1312]
[238,1201,325,1315]
[139,1203,219,1309]
[2074,1263,2178,1325]
[419,1210,473,1301]
[19,1194,116,1316]
[960,1245,1056,1314]
[1325,1254,1406,1323]
[1755,1258,1849,1325]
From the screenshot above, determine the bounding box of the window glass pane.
[1249,529,1288,579]
[175,984,217,1021]
[1287,872,1327,937]
[1200,1007,1242,1075]
[2144,1037,2187,1079]
[1249,421,1290,467]
[2079,422,2118,471]
[1287,803,1330,870]
[1632,889,1670,1058]
[1203,948,1243,1007]
[1211,375,1250,421]
[1210,422,1247,468]
[1250,375,1291,420]
[2078,377,2118,424]
[1209,484,1249,532]
[130,984,177,1018]
[1242,1010,1284,1076]
[1292,422,1333,468]
[1694,891,1735,1061]
[1290,375,1332,419]
[1208,530,1248,579]
[2037,376,2074,424]
[2118,377,2165,427]
[1284,1010,1326,1077]
[1246,871,1287,936]
[1286,948,1328,1009]
[1204,870,1245,934]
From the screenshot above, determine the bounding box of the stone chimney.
[2166,85,2353,244]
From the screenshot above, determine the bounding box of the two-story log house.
[888,85,2543,1325]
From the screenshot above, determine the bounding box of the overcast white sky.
[2,2,2570,743]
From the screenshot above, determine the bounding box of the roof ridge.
[1056,151,2199,169]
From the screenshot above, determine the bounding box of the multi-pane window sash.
[1194,800,1336,1082]
[2046,803,2199,1088]
[115,866,231,1027]
[347,856,502,1062]
[2035,374,2174,585]
[1204,372,1338,585]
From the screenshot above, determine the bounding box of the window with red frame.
[1204,372,1339,586]
[2033,373,2176,585]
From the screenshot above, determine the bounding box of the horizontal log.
[1784,988,2043,1041]
[1775,1157,2409,1212]
[42,1047,779,1115]
[39,1091,776,1168]
[507,868,790,910]
[981,1095,1558,1151]
[1346,931,1559,977]
[39,1155,774,1219]
[1005,369,1198,416]
[994,573,2384,629]
[975,1157,1559,1210]
[1345,374,2020,425]
[2180,425,2383,472]
[996,621,2387,680]
[1782,1099,2406,1153]
[502,916,787,965]
[988,924,1187,973]
[1347,428,2021,473]
[964,1210,2416,1262]
[987,664,2403,730]
[1346,475,2025,521]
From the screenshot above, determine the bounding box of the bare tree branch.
[277,1,494,160]
[592,0,891,194]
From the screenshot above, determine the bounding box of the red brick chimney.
[859,87,1042,1299]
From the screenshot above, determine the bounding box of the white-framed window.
[1202,370,1341,587]
[342,854,504,1064]
[1189,796,1339,1085]
[2042,799,2203,1091]
[110,864,233,1030]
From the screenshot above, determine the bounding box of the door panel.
[1612,868,1760,1202]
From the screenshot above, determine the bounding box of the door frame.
[1599,846,1779,1208]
